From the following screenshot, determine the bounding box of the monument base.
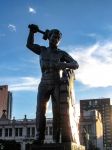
[28,142,85,150]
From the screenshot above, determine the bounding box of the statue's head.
[48,29,62,48]
[49,29,62,39]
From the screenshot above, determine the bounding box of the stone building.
[80,109,103,150]
[0,114,53,150]
[0,85,12,119]
[80,98,112,150]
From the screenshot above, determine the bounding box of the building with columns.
[0,114,53,150]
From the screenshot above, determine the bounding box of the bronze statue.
[26,24,79,144]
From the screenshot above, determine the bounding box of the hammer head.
[43,29,50,40]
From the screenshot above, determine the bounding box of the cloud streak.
[69,40,112,88]
[0,77,40,91]
[28,7,36,14]
[8,24,16,32]
[1,40,112,91]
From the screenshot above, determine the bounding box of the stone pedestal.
[28,142,85,150]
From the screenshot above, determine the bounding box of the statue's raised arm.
[26,25,79,145]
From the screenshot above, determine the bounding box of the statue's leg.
[51,85,60,143]
[36,83,50,143]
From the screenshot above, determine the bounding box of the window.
[0,129,2,137]
[15,128,18,136]
[9,128,12,137]
[95,100,97,105]
[45,127,48,135]
[31,127,35,137]
[4,128,12,137]
[49,127,53,135]
[15,128,23,136]
[5,128,8,137]
[27,128,30,137]
[89,101,92,106]
[19,128,23,136]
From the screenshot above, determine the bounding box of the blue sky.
[0,0,112,119]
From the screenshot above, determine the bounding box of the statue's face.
[49,33,61,47]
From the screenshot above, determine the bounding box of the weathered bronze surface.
[26,24,79,144]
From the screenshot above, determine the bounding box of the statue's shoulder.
[58,49,68,56]
[40,46,47,53]
[41,46,47,50]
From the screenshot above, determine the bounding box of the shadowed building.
[0,116,53,150]
[80,98,112,150]
[0,85,12,119]
[79,109,103,150]
[0,117,84,150]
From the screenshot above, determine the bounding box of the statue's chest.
[40,50,61,63]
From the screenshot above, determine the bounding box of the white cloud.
[85,33,97,38]
[1,40,112,90]
[29,7,36,14]
[8,24,16,32]
[68,41,112,88]
[0,77,40,91]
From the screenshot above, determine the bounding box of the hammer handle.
[38,29,45,35]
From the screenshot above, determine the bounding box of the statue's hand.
[28,24,39,33]
[55,62,79,70]
[55,62,66,70]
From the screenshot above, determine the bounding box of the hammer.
[28,24,49,40]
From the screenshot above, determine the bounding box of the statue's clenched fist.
[28,24,39,33]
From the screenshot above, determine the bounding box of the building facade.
[0,115,85,150]
[80,98,112,149]
[80,110,103,150]
[0,85,12,119]
[0,116,53,150]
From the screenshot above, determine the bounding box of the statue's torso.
[39,47,62,84]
